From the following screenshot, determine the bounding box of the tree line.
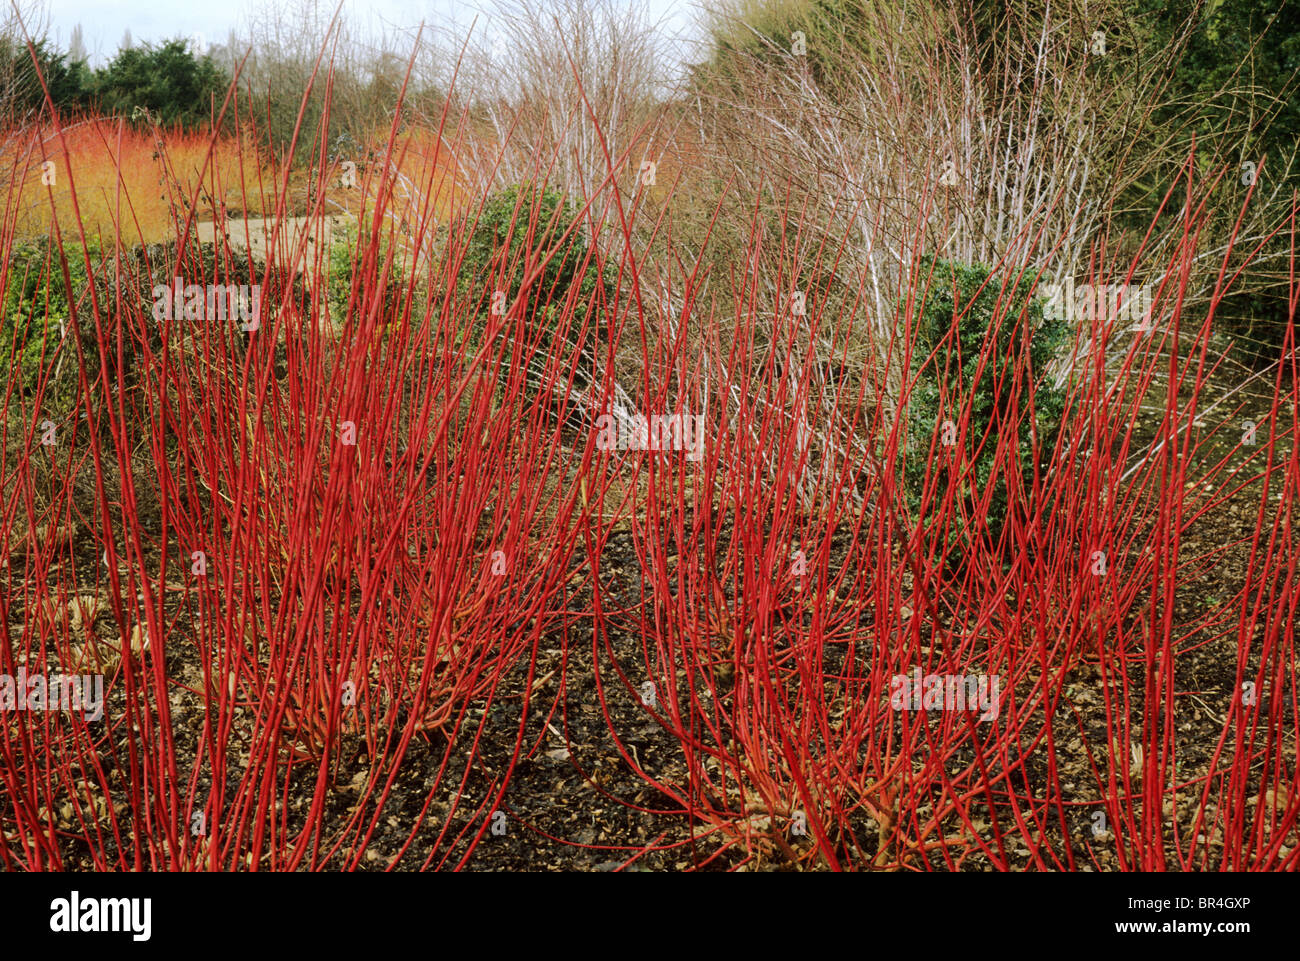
[1,35,227,129]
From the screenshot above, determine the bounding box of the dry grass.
[2,117,264,245]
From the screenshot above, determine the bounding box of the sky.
[31,0,704,68]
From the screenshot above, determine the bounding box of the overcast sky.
[33,0,702,68]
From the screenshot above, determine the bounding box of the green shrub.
[901,256,1068,565]
[2,238,103,417]
[326,218,359,325]
[0,37,94,117]
[454,182,614,395]
[324,216,410,333]
[93,38,229,131]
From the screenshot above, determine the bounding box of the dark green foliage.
[454,182,614,392]
[1125,0,1299,358]
[902,257,1068,565]
[1137,0,1299,154]
[0,38,94,116]
[1,36,230,128]
[92,39,229,130]
[323,219,413,348]
[1,238,103,416]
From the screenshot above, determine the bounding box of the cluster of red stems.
[1,65,1298,871]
